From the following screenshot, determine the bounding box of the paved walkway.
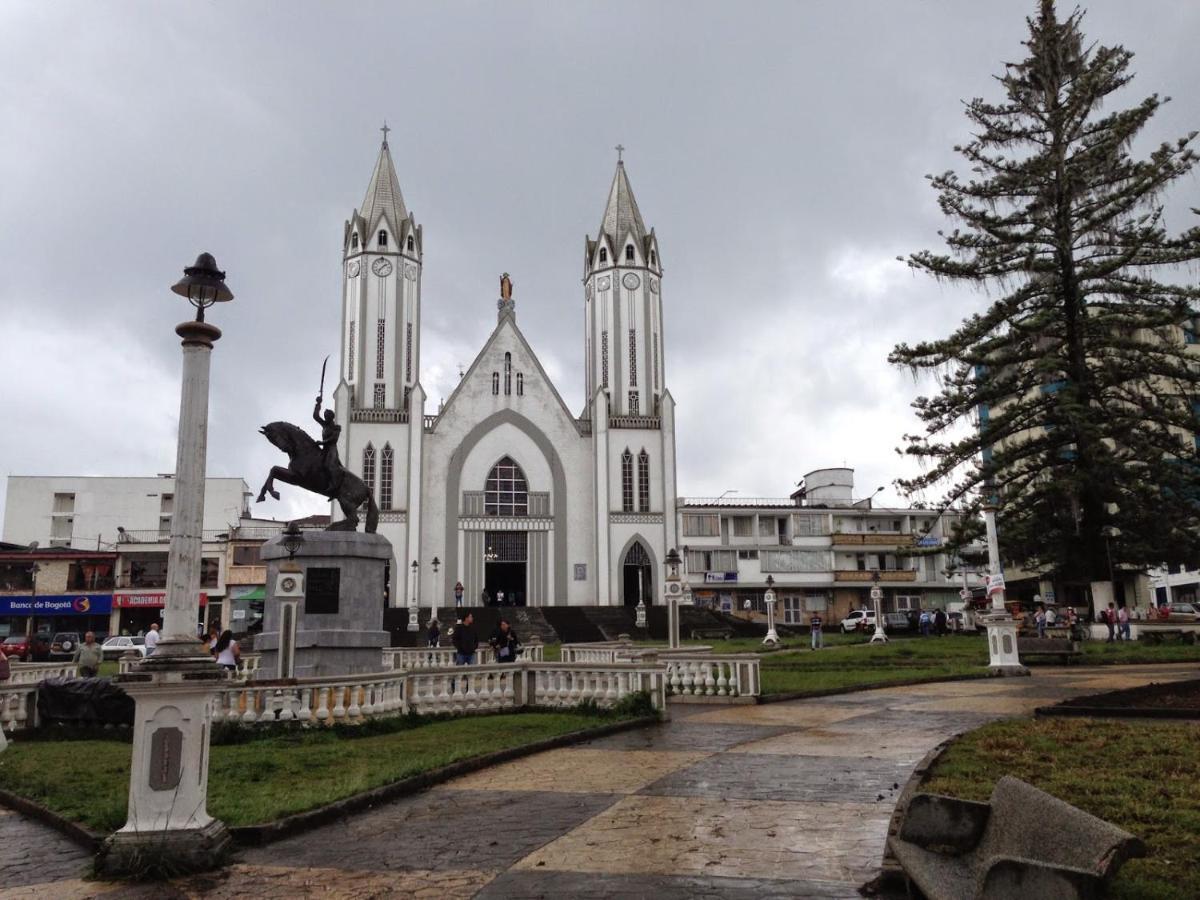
[2,663,1194,899]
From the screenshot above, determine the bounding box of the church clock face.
[371,258,393,277]
[622,272,641,290]
[347,260,360,277]
[405,264,417,280]
[597,276,611,291]
[649,278,659,294]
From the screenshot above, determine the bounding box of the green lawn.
[0,710,640,833]
[923,718,1200,900]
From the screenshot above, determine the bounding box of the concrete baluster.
[703,662,716,696]
[332,686,347,720]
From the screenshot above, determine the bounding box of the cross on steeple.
[615,143,625,163]
[381,121,391,147]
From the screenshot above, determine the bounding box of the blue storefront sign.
[0,594,113,616]
[705,572,738,583]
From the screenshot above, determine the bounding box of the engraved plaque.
[305,567,341,615]
[149,726,183,791]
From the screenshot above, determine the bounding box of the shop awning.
[236,587,266,601]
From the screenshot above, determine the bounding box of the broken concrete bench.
[890,775,1144,899]
[1017,636,1082,663]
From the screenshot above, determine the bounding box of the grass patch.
[0,707,647,833]
[923,718,1200,900]
[1081,641,1200,665]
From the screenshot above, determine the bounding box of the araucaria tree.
[892,1,1200,587]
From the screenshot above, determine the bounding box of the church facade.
[332,138,679,608]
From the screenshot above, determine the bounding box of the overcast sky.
[2,0,1198,529]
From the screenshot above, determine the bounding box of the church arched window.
[351,232,359,249]
[485,456,528,516]
[599,247,607,264]
[621,449,634,513]
[516,372,524,396]
[638,449,650,512]
[625,245,634,262]
[380,444,394,510]
[362,443,376,496]
[504,352,512,395]
[492,372,499,395]
[628,391,639,415]
[378,230,388,248]
[406,235,414,251]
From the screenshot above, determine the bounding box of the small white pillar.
[762,576,779,646]
[869,581,888,644]
[982,503,1029,676]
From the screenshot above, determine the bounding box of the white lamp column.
[980,497,1028,675]
[763,575,779,646]
[664,548,683,649]
[408,560,420,631]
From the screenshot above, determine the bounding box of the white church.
[331,137,679,609]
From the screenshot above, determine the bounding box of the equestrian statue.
[257,356,379,533]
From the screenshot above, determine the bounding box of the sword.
[317,354,330,403]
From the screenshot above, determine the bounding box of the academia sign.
[113,592,208,608]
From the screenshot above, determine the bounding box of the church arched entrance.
[623,541,653,607]
[483,457,529,606]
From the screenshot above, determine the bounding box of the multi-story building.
[0,543,118,639]
[1,476,252,636]
[678,468,963,625]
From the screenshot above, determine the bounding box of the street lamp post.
[26,563,40,652]
[429,556,441,628]
[869,571,888,644]
[103,253,234,874]
[408,560,420,632]
[763,575,779,646]
[635,566,647,630]
[980,495,1028,675]
[664,548,683,649]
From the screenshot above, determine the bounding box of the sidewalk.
[2,663,1194,898]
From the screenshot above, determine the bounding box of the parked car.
[841,609,877,633]
[1164,602,1200,623]
[883,612,912,632]
[100,635,147,660]
[946,611,973,632]
[49,632,82,661]
[8,632,52,662]
[1,634,31,661]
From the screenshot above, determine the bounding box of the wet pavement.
[2,663,1194,899]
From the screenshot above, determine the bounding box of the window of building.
[628,330,637,386]
[762,550,827,572]
[625,245,634,262]
[758,517,777,538]
[406,235,414,251]
[403,386,411,410]
[621,449,634,512]
[516,372,524,396]
[737,549,759,560]
[492,372,499,395]
[373,383,385,408]
[781,596,804,624]
[380,444,394,510]
[485,456,528,516]
[652,334,659,391]
[650,250,657,265]
[351,233,359,249]
[232,545,260,566]
[378,230,388,247]
[599,247,608,264]
[504,352,512,395]
[628,391,639,414]
[376,319,386,379]
[405,323,412,382]
[682,513,720,537]
[200,558,220,588]
[601,332,609,387]
[709,549,736,571]
[732,516,754,537]
[347,321,356,380]
[637,449,650,512]
[362,444,376,494]
[793,513,828,537]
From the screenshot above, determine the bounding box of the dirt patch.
[1039,678,1200,719]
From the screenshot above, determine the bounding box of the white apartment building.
[678,468,963,625]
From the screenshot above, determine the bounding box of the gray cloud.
[2,0,1197,525]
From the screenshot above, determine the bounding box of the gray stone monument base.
[258,531,392,678]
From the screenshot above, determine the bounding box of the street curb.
[0,786,103,853]
[0,715,658,853]
[229,714,658,846]
[758,671,992,704]
[1035,705,1200,720]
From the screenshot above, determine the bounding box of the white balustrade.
[383,642,544,671]
[7,663,78,684]
[663,654,760,699]
[0,685,38,733]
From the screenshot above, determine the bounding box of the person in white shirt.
[144,623,161,655]
[212,630,240,671]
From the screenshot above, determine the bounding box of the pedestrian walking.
[489,618,520,663]
[1103,603,1116,642]
[496,589,506,607]
[919,609,932,637]
[1117,604,1131,641]
[75,631,103,677]
[144,622,161,655]
[809,612,823,650]
[213,630,241,671]
[934,608,948,636]
[453,612,479,665]
[454,581,464,608]
[427,619,441,648]
[1034,605,1047,639]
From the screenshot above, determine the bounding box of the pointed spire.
[360,132,408,231]
[598,152,647,248]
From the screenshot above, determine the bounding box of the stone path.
[2,663,1194,899]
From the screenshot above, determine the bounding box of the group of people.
[1099,601,1132,642]
[478,589,522,608]
[200,627,242,670]
[916,608,949,637]
[429,612,522,665]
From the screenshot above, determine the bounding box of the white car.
[101,635,147,660]
[841,610,877,633]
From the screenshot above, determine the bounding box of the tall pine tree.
[892,1,1200,587]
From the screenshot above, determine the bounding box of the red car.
[1,633,50,662]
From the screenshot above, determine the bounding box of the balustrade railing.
[8,662,78,684]
[382,643,544,671]
[663,655,760,698]
[0,685,38,733]
[119,653,262,679]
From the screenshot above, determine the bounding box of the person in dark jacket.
[489,619,520,663]
[427,619,441,648]
[452,612,479,665]
[934,608,948,637]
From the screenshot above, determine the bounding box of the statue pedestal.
[258,531,391,678]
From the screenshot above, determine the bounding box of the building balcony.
[834,569,917,583]
[225,565,266,586]
[831,532,916,547]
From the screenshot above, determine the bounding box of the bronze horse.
[257,421,379,533]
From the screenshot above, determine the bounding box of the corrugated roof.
[360,140,408,231]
